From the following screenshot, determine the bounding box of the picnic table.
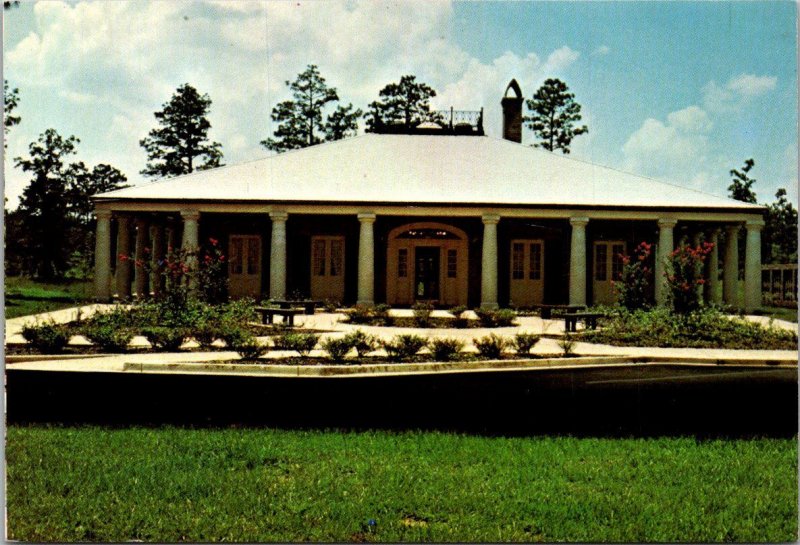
[564,311,603,332]
[536,304,586,319]
[254,306,303,326]
[269,299,322,315]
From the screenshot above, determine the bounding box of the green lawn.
[6,426,797,543]
[4,276,93,318]
[757,305,798,323]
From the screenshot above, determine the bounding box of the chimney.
[501,79,523,143]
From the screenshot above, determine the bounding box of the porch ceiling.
[94,134,763,212]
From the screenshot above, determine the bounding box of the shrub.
[218,298,256,325]
[83,323,135,352]
[512,332,541,355]
[665,242,714,314]
[373,304,392,326]
[343,329,377,357]
[380,334,429,361]
[474,308,517,327]
[615,241,653,311]
[234,337,269,361]
[449,306,469,328]
[221,326,252,348]
[142,327,187,351]
[275,333,319,356]
[473,333,509,359]
[495,309,517,327]
[20,320,71,353]
[585,307,798,350]
[347,305,374,325]
[192,322,220,349]
[558,333,576,356]
[321,337,353,361]
[412,301,434,327]
[323,298,340,313]
[429,337,464,361]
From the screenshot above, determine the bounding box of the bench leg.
[287,314,294,327]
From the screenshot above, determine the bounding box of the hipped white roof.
[95,134,762,211]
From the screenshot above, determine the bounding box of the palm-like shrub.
[429,337,464,361]
[380,334,428,361]
[512,333,540,355]
[474,333,509,359]
[343,330,377,357]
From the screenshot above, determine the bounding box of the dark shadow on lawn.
[6,365,797,438]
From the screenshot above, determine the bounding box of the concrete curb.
[115,354,798,379]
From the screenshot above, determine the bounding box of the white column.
[708,229,722,304]
[134,217,149,299]
[723,225,740,306]
[480,213,500,308]
[269,211,288,300]
[181,210,201,291]
[357,212,376,306]
[149,224,164,298]
[744,219,765,312]
[655,219,677,307]
[166,225,178,254]
[692,232,704,302]
[180,210,200,251]
[94,209,113,301]
[115,215,132,300]
[568,217,589,306]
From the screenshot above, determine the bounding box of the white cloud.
[542,46,580,73]
[703,73,777,112]
[726,73,777,97]
[3,0,585,207]
[622,105,713,187]
[592,45,610,56]
[666,105,712,133]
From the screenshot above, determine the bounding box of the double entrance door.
[414,246,440,301]
[593,240,625,304]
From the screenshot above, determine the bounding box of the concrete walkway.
[5,306,797,376]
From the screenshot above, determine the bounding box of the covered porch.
[93,202,766,312]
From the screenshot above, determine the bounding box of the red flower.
[209,237,219,246]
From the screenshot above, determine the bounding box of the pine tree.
[4,79,20,148]
[261,65,360,153]
[728,158,758,204]
[14,129,80,279]
[364,75,438,132]
[140,83,223,178]
[524,78,587,154]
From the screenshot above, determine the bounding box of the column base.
[356,299,375,307]
[479,302,500,309]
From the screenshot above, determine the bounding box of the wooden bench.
[270,299,322,315]
[537,304,586,320]
[564,312,603,332]
[254,307,303,326]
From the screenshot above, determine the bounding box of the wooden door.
[509,239,545,307]
[310,236,345,302]
[592,241,625,305]
[228,235,262,299]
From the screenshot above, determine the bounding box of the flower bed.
[583,307,797,350]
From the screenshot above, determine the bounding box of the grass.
[6,426,797,543]
[756,305,798,323]
[5,276,93,318]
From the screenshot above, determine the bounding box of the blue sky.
[3,1,797,208]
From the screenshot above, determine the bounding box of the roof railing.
[368,107,484,136]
